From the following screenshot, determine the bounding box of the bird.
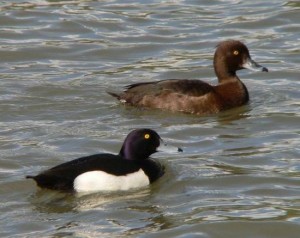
[26,128,182,193]
[108,40,268,115]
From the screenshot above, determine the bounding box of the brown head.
[213,40,268,82]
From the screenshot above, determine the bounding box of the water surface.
[0,0,299,237]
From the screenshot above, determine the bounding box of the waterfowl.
[26,129,181,193]
[108,40,268,115]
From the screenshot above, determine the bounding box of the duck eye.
[144,134,150,139]
[233,50,239,56]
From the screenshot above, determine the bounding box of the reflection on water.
[29,187,152,213]
[0,0,300,237]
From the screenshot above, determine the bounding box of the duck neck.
[120,145,136,160]
[214,58,237,83]
[119,144,149,161]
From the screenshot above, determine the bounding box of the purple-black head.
[119,129,182,160]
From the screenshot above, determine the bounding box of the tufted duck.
[26,129,182,193]
[108,40,268,115]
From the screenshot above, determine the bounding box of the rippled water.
[0,0,299,237]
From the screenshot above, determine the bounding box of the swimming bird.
[108,40,268,115]
[26,129,182,193]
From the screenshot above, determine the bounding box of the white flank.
[73,169,150,193]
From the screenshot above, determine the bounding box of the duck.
[108,40,268,115]
[26,128,182,193]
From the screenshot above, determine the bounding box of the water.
[0,0,299,237]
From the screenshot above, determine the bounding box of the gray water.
[0,0,299,237]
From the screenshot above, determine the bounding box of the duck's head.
[119,129,182,160]
[214,40,268,80]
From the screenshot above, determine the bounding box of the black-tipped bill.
[242,58,268,72]
[157,139,183,154]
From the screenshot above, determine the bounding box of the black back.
[27,154,141,191]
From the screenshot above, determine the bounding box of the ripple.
[0,0,299,237]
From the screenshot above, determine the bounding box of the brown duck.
[108,40,268,115]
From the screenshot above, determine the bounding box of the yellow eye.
[233,50,239,55]
[144,134,150,139]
